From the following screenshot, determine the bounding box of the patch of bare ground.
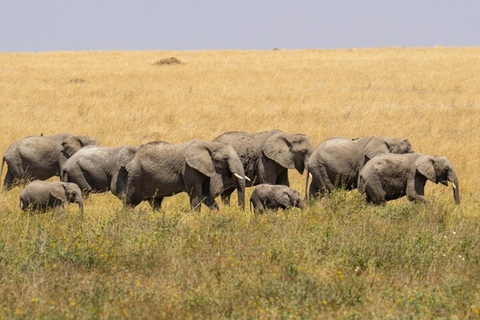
[154,57,182,65]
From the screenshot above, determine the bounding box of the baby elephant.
[20,180,84,215]
[250,184,305,213]
[358,153,460,205]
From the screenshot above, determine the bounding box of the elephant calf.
[358,153,460,205]
[250,184,304,213]
[20,180,84,215]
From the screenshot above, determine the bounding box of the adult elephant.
[306,136,413,198]
[210,130,314,206]
[1,133,100,189]
[125,139,247,211]
[62,145,137,200]
[358,153,460,205]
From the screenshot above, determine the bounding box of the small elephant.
[1,133,99,189]
[250,184,305,213]
[306,136,413,198]
[358,153,460,205]
[62,145,137,199]
[211,130,314,207]
[125,139,247,211]
[20,180,84,214]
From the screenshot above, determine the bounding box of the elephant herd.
[1,130,460,215]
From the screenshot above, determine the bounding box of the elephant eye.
[223,155,229,161]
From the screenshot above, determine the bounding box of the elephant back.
[214,130,281,153]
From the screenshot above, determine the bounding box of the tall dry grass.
[1,48,480,318]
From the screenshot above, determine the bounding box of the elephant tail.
[357,173,366,194]
[61,168,69,182]
[0,157,5,182]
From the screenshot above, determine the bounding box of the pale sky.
[0,0,479,52]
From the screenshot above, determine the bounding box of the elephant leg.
[407,179,428,203]
[202,180,219,211]
[250,198,265,214]
[188,183,204,212]
[309,179,320,199]
[4,158,24,188]
[66,168,93,195]
[220,188,235,206]
[365,178,386,205]
[149,197,164,211]
[3,170,15,190]
[52,205,66,216]
[124,194,142,209]
[275,170,289,186]
[318,166,335,192]
[112,167,128,199]
[309,168,329,198]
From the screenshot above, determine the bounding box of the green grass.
[1,191,479,319]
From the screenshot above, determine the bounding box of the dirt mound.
[154,57,182,66]
[69,78,87,84]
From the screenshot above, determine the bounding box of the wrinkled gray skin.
[211,130,314,207]
[1,133,99,189]
[306,136,413,198]
[62,145,137,199]
[358,153,460,205]
[20,180,84,215]
[125,140,246,211]
[250,184,305,214]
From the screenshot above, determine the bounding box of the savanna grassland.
[1,48,480,319]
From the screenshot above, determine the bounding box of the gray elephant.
[125,139,247,211]
[306,136,413,198]
[20,180,84,215]
[358,153,460,205]
[210,130,314,206]
[1,133,99,189]
[250,184,305,213]
[62,145,137,199]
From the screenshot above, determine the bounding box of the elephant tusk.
[309,173,313,179]
[233,173,244,180]
[452,182,457,189]
[245,176,252,182]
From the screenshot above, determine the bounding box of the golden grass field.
[1,47,480,318]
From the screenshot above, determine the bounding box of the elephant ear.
[61,136,83,158]
[416,156,437,183]
[263,134,295,169]
[365,137,390,161]
[118,147,137,168]
[277,191,292,207]
[50,183,67,203]
[186,141,215,177]
[61,136,99,158]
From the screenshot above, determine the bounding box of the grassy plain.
[1,47,480,318]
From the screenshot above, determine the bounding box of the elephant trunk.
[77,198,84,216]
[229,158,246,210]
[303,154,310,174]
[297,198,305,210]
[448,170,460,205]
